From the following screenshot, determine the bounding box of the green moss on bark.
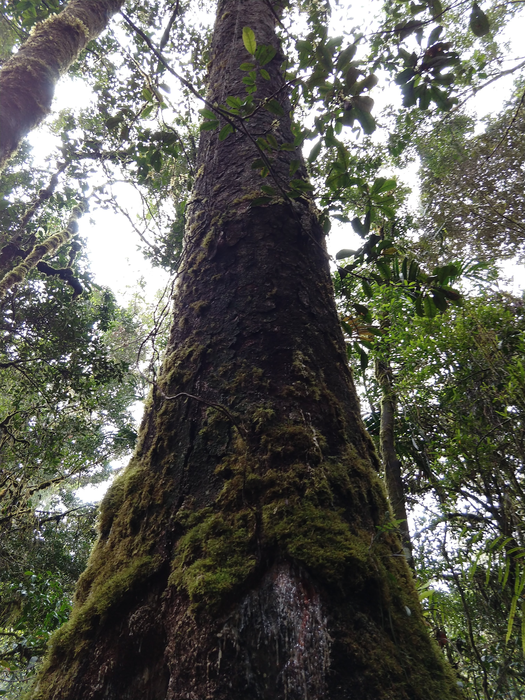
[169,509,257,610]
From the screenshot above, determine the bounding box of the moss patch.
[31,555,160,698]
[264,500,371,584]
[168,423,389,612]
[169,508,257,611]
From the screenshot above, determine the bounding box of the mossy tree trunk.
[0,0,124,171]
[31,1,462,698]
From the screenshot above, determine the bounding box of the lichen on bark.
[30,1,464,698]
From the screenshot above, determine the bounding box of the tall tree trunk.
[31,1,461,698]
[0,0,123,171]
[375,358,414,567]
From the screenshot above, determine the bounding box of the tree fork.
[31,1,462,698]
[0,0,124,171]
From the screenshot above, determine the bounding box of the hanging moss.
[0,204,84,298]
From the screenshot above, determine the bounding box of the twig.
[160,389,247,438]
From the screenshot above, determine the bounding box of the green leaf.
[289,160,301,176]
[354,303,369,317]
[429,0,443,17]
[408,260,419,281]
[345,65,361,87]
[353,108,376,135]
[264,99,285,116]
[360,348,369,371]
[105,115,124,130]
[335,249,356,260]
[423,296,438,318]
[199,108,216,120]
[337,44,357,71]
[430,85,451,110]
[260,68,270,80]
[371,177,396,195]
[200,120,219,131]
[376,260,391,281]
[255,44,276,65]
[362,279,373,298]
[395,68,416,86]
[470,3,490,37]
[290,178,314,191]
[410,2,427,15]
[242,27,257,55]
[351,217,366,238]
[142,87,153,102]
[418,86,431,110]
[506,594,519,644]
[401,81,417,108]
[266,133,279,149]
[260,185,276,196]
[352,95,374,113]
[308,140,322,163]
[427,25,444,46]
[432,290,449,312]
[239,62,256,71]
[219,123,234,141]
[150,150,162,172]
[395,19,425,41]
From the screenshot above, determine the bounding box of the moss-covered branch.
[0,0,124,171]
[0,204,84,298]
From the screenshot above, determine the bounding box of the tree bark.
[31,1,461,698]
[0,0,124,171]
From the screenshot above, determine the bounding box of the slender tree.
[0,0,124,171]
[28,0,463,698]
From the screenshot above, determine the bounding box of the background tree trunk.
[31,1,461,698]
[0,0,124,171]
[375,357,414,566]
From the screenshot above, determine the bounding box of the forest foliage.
[0,0,524,697]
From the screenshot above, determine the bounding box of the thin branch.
[452,59,525,115]
[160,390,247,439]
